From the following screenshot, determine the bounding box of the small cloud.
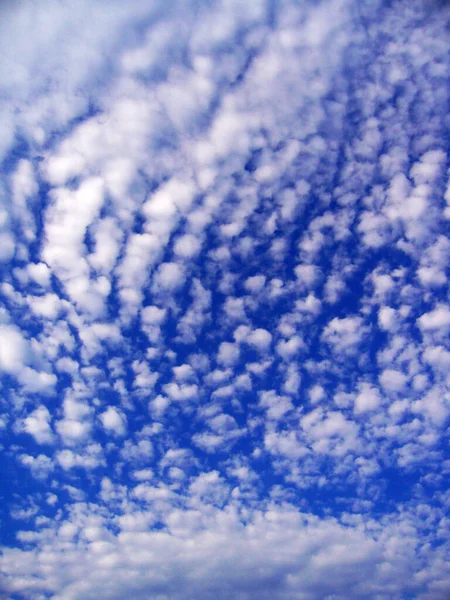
[217,342,240,366]
[173,234,201,258]
[154,262,185,291]
[99,407,127,436]
[22,406,55,445]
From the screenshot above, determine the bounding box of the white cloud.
[309,385,325,404]
[0,324,28,373]
[27,262,51,287]
[417,305,450,332]
[172,364,195,381]
[154,262,185,292]
[378,306,397,331]
[18,367,57,394]
[417,265,446,288]
[4,499,436,599]
[276,336,304,360]
[176,278,211,343]
[379,369,408,393]
[19,454,54,480]
[354,384,381,414]
[23,406,55,445]
[0,230,15,262]
[246,328,272,351]
[173,234,201,258]
[56,444,105,470]
[143,178,195,221]
[223,296,247,321]
[149,394,170,416]
[88,217,123,275]
[322,316,369,355]
[28,293,61,319]
[99,407,127,436]
[56,417,92,446]
[423,345,450,371]
[163,382,198,402]
[260,390,293,420]
[217,342,240,366]
[283,364,301,395]
[1,2,450,599]
[42,177,105,315]
[244,274,266,293]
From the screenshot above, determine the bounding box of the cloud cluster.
[1,0,450,598]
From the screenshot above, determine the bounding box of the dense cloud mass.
[1,0,450,598]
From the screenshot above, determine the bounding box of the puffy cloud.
[354,384,381,414]
[173,233,202,258]
[142,305,166,324]
[244,274,266,293]
[154,262,185,291]
[260,390,293,420]
[176,278,211,343]
[56,418,92,446]
[0,324,28,373]
[217,342,240,366]
[378,306,397,331]
[2,501,438,599]
[379,369,408,393]
[163,382,198,401]
[27,262,51,287]
[309,385,325,404]
[417,305,450,332]
[99,407,127,436]
[28,293,61,319]
[246,328,272,351]
[23,406,55,445]
[423,345,450,371]
[19,454,54,480]
[276,336,304,360]
[56,444,105,470]
[172,363,195,381]
[18,367,57,394]
[322,316,369,356]
[42,177,105,314]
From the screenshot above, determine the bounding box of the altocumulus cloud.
[1,0,450,599]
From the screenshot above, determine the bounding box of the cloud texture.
[1,0,450,599]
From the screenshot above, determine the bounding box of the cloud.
[379,369,408,393]
[1,0,450,598]
[19,454,54,480]
[417,305,450,332]
[22,406,55,445]
[244,274,266,293]
[246,328,273,351]
[354,384,381,414]
[4,500,439,600]
[99,407,127,437]
[163,382,198,402]
[173,233,202,258]
[322,316,369,356]
[56,418,92,446]
[0,324,28,373]
[153,262,186,292]
[17,367,57,394]
[27,262,52,287]
[217,342,240,366]
[56,444,105,470]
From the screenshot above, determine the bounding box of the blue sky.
[0,0,450,598]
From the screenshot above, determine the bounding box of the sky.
[0,0,450,598]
